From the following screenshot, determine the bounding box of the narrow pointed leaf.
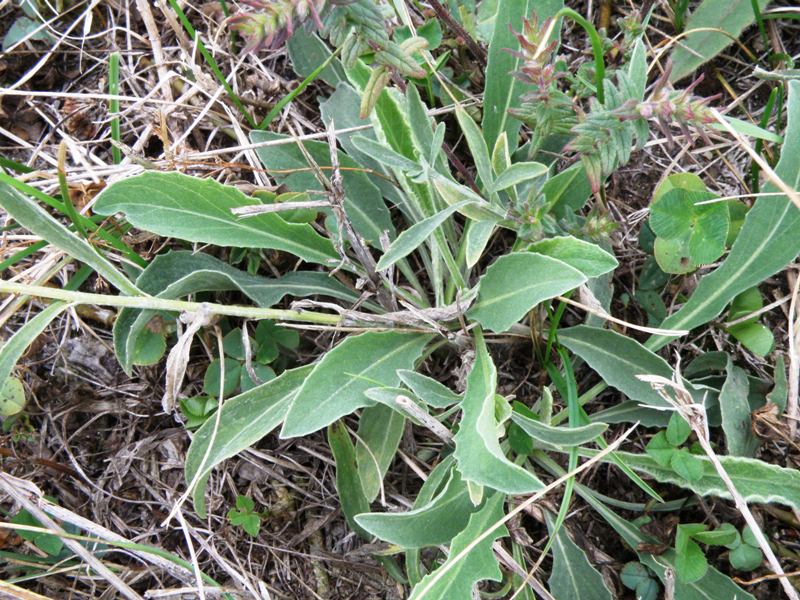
[397,369,461,408]
[0,303,69,387]
[719,358,758,457]
[281,331,432,437]
[376,201,472,270]
[511,412,607,447]
[0,182,140,295]
[356,404,405,502]
[490,161,548,193]
[328,420,371,539]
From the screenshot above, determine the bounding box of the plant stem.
[557,8,606,104]
[0,281,344,325]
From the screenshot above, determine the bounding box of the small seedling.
[227,495,266,537]
[621,561,660,600]
[645,412,704,482]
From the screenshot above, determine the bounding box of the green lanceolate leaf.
[528,235,618,278]
[469,254,587,332]
[719,358,758,457]
[490,161,548,193]
[186,365,312,517]
[113,251,361,373]
[250,131,395,246]
[355,404,405,502]
[355,467,478,548]
[545,512,614,600]
[376,201,472,271]
[328,420,371,539]
[408,492,508,600]
[559,326,676,410]
[669,0,771,82]
[397,369,461,408]
[581,487,755,600]
[455,107,494,190]
[0,302,69,389]
[511,412,608,447]
[281,331,432,437]
[93,172,337,265]
[0,182,140,295]
[649,80,800,350]
[582,449,800,511]
[453,332,543,494]
[483,0,563,151]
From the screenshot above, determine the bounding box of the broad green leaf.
[453,333,543,494]
[429,173,505,221]
[0,182,140,295]
[376,201,472,271]
[582,449,800,511]
[646,431,676,467]
[670,448,704,482]
[546,513,613,600]
[397,369,461,408]
[93,172,336,265]
[510,411,607,446]
[693,523,738,547]
[528,235,618,278]
[281,331,432,437]
[669,0,771,82]
[654,235,694,274]
[355,404,405,502]
[719,358,758,457]
[715,116,783,144]
[727,322,774,356]
[729,543,763,571]
[483,0,563,151]
[666,411,692,446]
[726,287,774,356]
[186,365,312,516]
[203,358,241,397]
[113,251,361,373]
[649,188,728,266]
[328,420,370,539]
[490,161,548,193]
[0,377,26,416]
[408,492,508,600]
[364,386,429,424]
[675,538,708,583]
[581,486,756,600]
[0,302,69,391]
[355,468,477,548]
[469,254,587,332]
[649,80,800,351]
[250,131,394,246]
